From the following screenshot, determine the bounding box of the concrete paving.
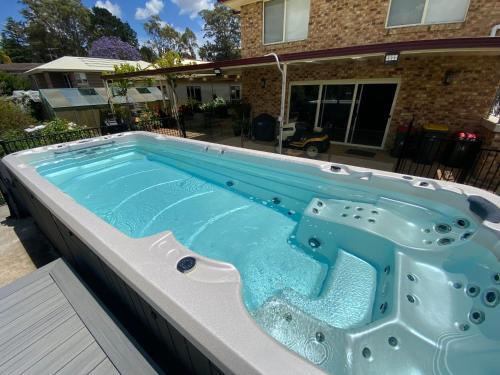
[0,205,58,287]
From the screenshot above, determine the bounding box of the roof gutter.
[102,37,500,80]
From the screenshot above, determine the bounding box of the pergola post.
[103,79,115,115]
[166,80,184,137]
[160,79,168,112]
[266,53,287,154]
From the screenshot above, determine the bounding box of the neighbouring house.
[23,56,241,126]
[22,57,160,127]
[120,0,500,152]
[175,78,242,105]
[0,63,42,76]
[24,56,152,90]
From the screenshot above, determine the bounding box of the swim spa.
[1,131,499,374]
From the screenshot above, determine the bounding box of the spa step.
[252,297,346,371]
[278,249,377,329]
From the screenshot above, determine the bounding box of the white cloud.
[171,0,213,20]
[95,0,122,18]
[135,0,165,20]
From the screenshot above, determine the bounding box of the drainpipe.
[491,24,500,37]
[265,53,287,154]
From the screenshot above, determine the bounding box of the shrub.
[0,100,36,139]
[0,72,31,96]
[41,118,84,135]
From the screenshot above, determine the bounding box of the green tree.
[0,18,32,63]
[199,4,240,61]
[143,16,197,59]
[89,7,138,47]
[20,0,91,61]
[0,51,12,64]
[0,100,35,139]
[111,63,142,102]
[139,46,157,62]
[0,72,31,95]
[154,51,184,133]
[179,28,198,59]
[144,16,179,57]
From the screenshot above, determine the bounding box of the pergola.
[103,37,500,153]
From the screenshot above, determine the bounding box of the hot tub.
[1,132,499,375]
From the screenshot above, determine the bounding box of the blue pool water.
[33,140,500,374]
[38,148,368,315]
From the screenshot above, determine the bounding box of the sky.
[0,0,215,47]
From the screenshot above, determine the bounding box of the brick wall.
[242,54,500,148]
[240,0,500,58]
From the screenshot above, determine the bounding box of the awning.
[103,37,500,80]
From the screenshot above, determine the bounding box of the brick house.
[103,0,500,152]
[226,0,500,150]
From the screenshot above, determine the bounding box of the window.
[387,0,470,27]
[230,86,241,101]
[187,86,202,102]
[74,72,88,87]
[264,0,310,44]
[136,87,151,94]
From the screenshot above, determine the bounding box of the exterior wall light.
[385,52,400,65]
[443,70,456,85]
[260,78,266,88]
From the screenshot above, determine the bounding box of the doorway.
[288,80,399,148]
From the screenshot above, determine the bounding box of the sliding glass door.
[348,84,398,147]
[287,81,398,148]
[317,84,356,142]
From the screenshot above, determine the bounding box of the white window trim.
[385,0,471,29]
[262,0,310,46]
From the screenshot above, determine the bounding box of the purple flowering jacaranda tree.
[89,36,141,61]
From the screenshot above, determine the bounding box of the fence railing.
[394,132,500,193]
[1,127,102,156]
[0,118,185,157]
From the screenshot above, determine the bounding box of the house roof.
[25,56,153,75]
[0,63,42,74]
[103,37,500,80]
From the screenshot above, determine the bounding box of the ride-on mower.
[280,122,330,157]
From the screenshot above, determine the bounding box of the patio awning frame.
[102,37,500,80]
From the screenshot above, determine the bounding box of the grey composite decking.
[0,258,161,375]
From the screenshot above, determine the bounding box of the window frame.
[230,85,241,102]
[262,0,311,46]
[186,86,202,102]
[385,0,471,29]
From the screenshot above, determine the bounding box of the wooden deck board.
[0,259,160,374]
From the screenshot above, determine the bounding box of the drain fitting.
[308,238,321,248]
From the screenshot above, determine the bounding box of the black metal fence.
[0,128,103,156]
[0,118,184,157]
[394,133,500,193]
